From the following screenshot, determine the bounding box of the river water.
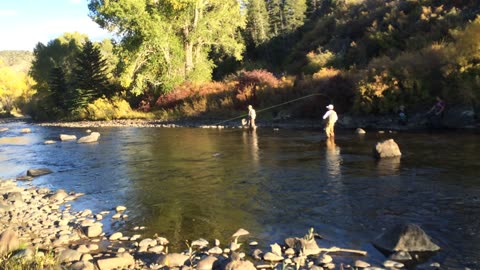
[0,121,479,269]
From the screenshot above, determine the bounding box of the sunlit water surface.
[0,122,479,268]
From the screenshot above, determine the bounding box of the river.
[0,121,479,269]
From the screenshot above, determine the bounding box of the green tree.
[267,0,284,36]
[89,0,246,95]
[245,0,271,47]
[283,0,307,33]
[73,40,112,107]
[30,33,87,93]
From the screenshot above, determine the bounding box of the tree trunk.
[185,42,194,75]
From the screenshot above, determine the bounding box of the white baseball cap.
[326,104,334,110]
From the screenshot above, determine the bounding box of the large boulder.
[77,132,100,144]
[27,168,53,177]
[373,139,402,158]
[0,229,20,255]
[373,223,440,253]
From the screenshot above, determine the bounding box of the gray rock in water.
[355,128,366,134]
[77,132,100,144]
[60,134,77,141]
[0,229,19,255]
[27,168,53,177]
[373,223,440,253]
[373,139,401,158]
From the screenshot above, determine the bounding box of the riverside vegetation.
[0,1,479,124]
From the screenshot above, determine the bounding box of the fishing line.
[213,93,331,126]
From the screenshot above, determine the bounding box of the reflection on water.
[243,129,259,167]
[1,123,480,268]
[325,138,341,177]
[0,136,32,145]
[376,156,401,176]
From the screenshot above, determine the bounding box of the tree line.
[2,0,479,120]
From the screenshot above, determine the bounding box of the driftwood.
[285,228,368,257]
[317,246,367,256]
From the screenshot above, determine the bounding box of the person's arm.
[323,111,331,119]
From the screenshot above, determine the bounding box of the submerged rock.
[27,168,53,177]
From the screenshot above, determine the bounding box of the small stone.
[384,260,404,268]
[284,248,295,256]
[109,232,123,241]
[115,205,127,212]
[354,260,370,268]
[249,241,258,246]
[130,234,141,241]
[208,246,222,255]
[76,245,90,253]
[44,140,56,144]
[324,263,335,270]
[60,134,77,141]
[138,238,156,248]
[263,252,283,262]
[112,213,121,219]
[355,128,366,134]
[316,254,333,265]
[21,128,31,133]
[148,245,164,253]
[87,244,99,251]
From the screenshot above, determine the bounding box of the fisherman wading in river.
[322,104,338,138]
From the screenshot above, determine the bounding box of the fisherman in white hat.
[247,105,257,129]
[322,104,338,138]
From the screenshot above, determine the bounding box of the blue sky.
[0,0,112,51]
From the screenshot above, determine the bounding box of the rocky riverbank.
[0,174,445,270]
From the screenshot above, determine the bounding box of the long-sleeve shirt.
[323,110,338,123]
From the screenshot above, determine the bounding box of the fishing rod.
[213,93,332,126]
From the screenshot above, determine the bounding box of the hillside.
[0,50,33,74]
[281,0,480,73]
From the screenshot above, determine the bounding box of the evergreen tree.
[283,0,307,33]
[267,0,284,36]
[73,40,112,107]
[246,0,271,47]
